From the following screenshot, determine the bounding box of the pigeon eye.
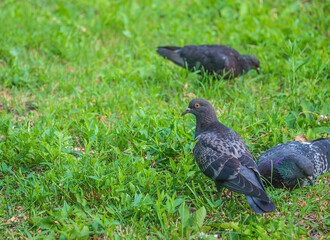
[195,103,200,108]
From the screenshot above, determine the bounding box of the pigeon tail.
[157,47,185,67]
[157,46,181,51]
[309,137,330,168]
[245,196,276,214]
[307,137,329,144]
[309,137,330,154]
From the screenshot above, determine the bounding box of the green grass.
[0,0,329,239]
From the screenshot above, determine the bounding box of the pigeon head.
[182,98,218,133]
[182,98,216,118]
[241,55,260,74]
[279,154,314,186]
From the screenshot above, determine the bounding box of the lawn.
[0,0,329,239]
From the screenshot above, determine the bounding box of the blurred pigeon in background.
[157,45,260,78]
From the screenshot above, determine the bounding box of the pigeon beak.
[306,176,313,186]
[182,108,191,116]
[256,68,260,74]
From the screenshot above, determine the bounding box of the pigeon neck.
[195,111,218,135]
[240,55,253,72]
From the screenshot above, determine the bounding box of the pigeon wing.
[179,45,230,73]
[194,132,269,200]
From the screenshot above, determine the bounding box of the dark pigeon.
[157,45,260,78]
[182,98,276,214]
[257,138,330,189]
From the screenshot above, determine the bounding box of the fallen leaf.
[294,134,308,142]
[183,82,188,92]
[187,92,196,98]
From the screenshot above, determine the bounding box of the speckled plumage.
[182,99,276,214]
[257,138,330,189]
[157,45,260,78]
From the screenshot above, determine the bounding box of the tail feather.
[156,47,185,67]
[157,46,181,51]
[246,196,276,214]
[307,137,330,144]
[221,173,271,201]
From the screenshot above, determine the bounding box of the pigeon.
[182,98,276,214]
[257,138,330,189]
[157,45,260,78]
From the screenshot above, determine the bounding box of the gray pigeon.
[157,45,260,78]
[257,138,330,189]
[182,98,276,214]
